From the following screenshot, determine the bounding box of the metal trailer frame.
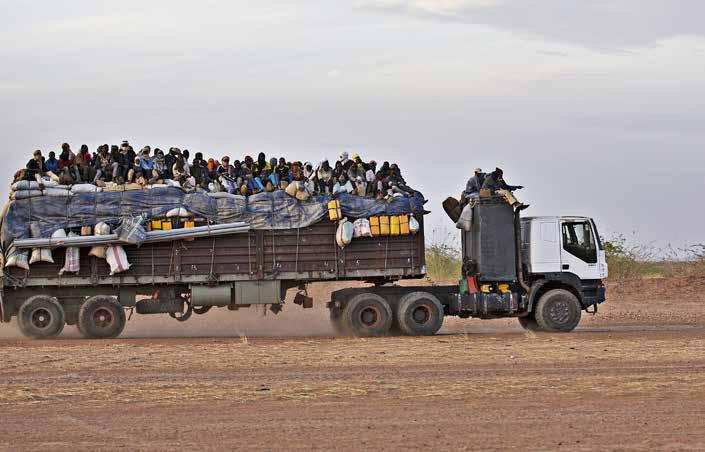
[1,218,426,323]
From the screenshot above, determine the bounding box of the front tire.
[395,292,444,336]
[78,296,126,339]
[18,295,65,339]
[341,293,392,337]
[534,289,581,332]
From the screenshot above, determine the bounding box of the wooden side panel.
[6,218,426,286]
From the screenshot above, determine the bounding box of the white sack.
[409,216,420,234]
[106,245,131,275]
[336,219,354,248]
[44,187,73,197]
[353,218,373,238]
[455,205,473,231]
[59,232,80,275]
[5,250,29,270]
[71,183,100,193]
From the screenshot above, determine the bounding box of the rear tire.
[395,292,444,336]
[17,295,65,339]
[341,293,392,337]
[78,296,126,339]
[534,289,581,332]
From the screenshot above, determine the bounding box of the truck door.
[559,220,600,280]
[529,220,562,273]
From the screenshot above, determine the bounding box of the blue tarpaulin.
[1,188,426,248]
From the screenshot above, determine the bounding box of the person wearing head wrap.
[316,160,333,195]
[481,167,523,195]
[332,173,353,196]
[338,151,349,166]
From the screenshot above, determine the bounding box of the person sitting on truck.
[93,146,113,183]
[112,144,133,184]
[316,160,334,195]
[24,150,52,187]
[58,147,80,184]
[182,149,191,177]
[138,147,161,184]
[481,167,523,194]
[75,144,95,183]
[44,151,59,175]
[172,155,189,186]
[332,173,354,196]
[190,152,210,188]
[464,167,485,200]
[274,157,289,189]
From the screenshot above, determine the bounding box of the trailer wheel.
[396,292,444,336]
[78,296,126,339]
[341,293,392,337]
[517,313,540,331]
[18,295,65,339]
[534,289,581,332]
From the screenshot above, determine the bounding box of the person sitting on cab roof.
[481,167,523,194]
[464,167,485,199]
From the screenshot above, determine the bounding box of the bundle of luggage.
[327,200,420,248]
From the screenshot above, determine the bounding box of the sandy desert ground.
[1,277,705,451]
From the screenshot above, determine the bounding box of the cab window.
[561,221,597,263]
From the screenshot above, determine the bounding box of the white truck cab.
[521,216,608,281]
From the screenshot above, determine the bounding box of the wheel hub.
[411,305,431,324]
[548,300,570,324]
[359,306,381,328]
[30,308,52,329]
[93,308,114,329]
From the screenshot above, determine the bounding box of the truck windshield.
[561,221,597,264]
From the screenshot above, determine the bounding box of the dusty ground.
[1,277,705,451]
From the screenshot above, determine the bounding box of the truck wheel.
[78,296,126,339]
[396,292,444,336]
[518,313,540,331]
[341,293,392,337]
[18,295,65,339]
[534,289,581,332]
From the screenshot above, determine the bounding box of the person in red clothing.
[75,144,94,182]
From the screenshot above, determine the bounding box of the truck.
[0,194,607,339]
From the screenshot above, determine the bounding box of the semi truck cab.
[522,216,608,282]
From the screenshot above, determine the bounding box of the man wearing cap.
[464,167,486,199]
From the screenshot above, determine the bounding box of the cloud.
[358,0,705,48]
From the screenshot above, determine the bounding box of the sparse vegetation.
[603,234,705,280]
[425,228,461,282]
[424,229,705,282]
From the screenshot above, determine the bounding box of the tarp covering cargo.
[1,188,425,248]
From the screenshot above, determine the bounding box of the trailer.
[1,215,426,338]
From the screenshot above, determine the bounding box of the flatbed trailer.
[1,217,428,338]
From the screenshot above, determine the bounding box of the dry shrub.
[604,234,705,280]
[425,227,461,282]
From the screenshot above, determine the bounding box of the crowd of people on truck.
[17,141,417,200]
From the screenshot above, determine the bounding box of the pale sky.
[1,0,703,251]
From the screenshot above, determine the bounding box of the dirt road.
[1,278,705,451]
